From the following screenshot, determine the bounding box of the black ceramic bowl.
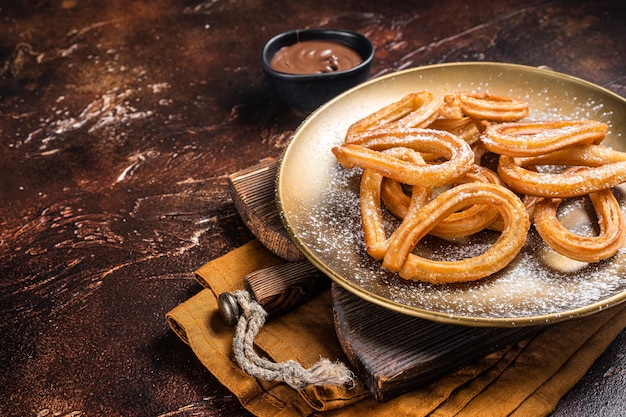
[262,29,374,112]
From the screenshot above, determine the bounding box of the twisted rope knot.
[231,290,354,391]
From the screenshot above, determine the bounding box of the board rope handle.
[230,290,355,390]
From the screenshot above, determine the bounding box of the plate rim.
[276,61,626,327]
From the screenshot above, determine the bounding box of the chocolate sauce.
[270,40,362,74]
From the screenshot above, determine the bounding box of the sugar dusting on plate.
[292,162,626,321]
[280,64,626,324]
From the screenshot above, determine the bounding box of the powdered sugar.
[289,158,626,323]
[278,63,626,325]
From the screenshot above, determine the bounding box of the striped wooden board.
[332,284,538,401]
[228,158,304,262]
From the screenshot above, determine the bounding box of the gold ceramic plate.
[276,62,626,327]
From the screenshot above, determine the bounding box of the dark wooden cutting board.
[229,159,540,402]
[332,284,538,401]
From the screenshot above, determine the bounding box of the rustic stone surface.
[1,1,625,416]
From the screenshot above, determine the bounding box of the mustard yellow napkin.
[166,240,626,417]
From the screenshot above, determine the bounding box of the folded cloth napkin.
[166,240,626,417]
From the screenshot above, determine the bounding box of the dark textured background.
[1,1,625,416]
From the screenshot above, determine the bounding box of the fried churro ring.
[481,120,608,157]
[443,92,529,122]
[498,144,626,197]
[332,89,625,285]
[382,182,530,284]
[332,128,474,186]
[346,91,441,142]
[381,165,503,239]
[361,148,428,260]
[534,168,625,263]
